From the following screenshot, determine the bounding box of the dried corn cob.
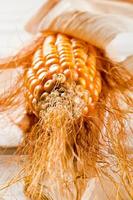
[0,31,132,200]
[24,33,101,116]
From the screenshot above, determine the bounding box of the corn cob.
[24,33,101,116]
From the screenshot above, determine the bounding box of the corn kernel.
[44,80,55,92]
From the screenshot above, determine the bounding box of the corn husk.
[25,0,133,72]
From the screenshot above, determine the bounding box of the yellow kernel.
[32,98,37,106]
[72,70,79,81]
[45,58,59,67]
[29,79,39,92]
[25,76,35,87]
[57,42,71,47]
[33,85,42,98]
[63,69,71,78]
[88,83,94,91]
[26,69,34,78]
[33,61,44,71]
[28,94,33,102]
[33,56,42,63]
[40,92,49,100]
[58,49,71,56]
[43,47,57,57]
[46,53,58,60]
[88,67,96,77]
[34,48,42,56]
[44,35,56,44]
[77,68,87,75]
[93,89,99,101]
[32,57,44,66]
[63,69,78,81]
[38,72,48,81]
[59,54,72,60]
[74,50,87,61]
[72,41,87,51]
[60,57,71,64]
[45,44,56,49]
[49,64,60,74]
[44,80,55,92]
[61,61,73,69]
[75,62,86,69]
[28,94,34,110]
[36,68,47,76]
[75,58,85,65]
[72,44,85,50]
[33,51,43,58]
[57,46,71,52]
[95,79,101,88]
[88,97,92,104]
[56,34,69,42]
[79,78,86,88]
[94,89,99,97]
[87,75,94,83]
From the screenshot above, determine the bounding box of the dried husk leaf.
[25,0,133,72]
